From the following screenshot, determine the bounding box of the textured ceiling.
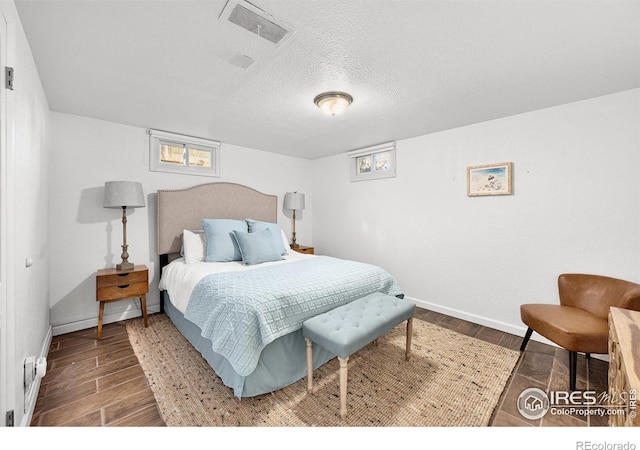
[15,0,640,159]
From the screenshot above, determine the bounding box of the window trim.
[348,141,396,182]
[149,129,220,177]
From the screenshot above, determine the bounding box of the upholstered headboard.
[156,182,278,257]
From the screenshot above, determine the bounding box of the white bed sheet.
[159,251,316,314]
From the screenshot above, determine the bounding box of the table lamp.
[284,191,305,248]
[103,181,145,271]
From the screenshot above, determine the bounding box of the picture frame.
[467,162,513,196]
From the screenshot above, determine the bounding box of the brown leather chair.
[520,273,640,391]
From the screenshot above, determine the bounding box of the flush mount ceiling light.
[314,91,353,116]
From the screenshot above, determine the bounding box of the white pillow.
[182,229,207,264]
[281,229,291,252]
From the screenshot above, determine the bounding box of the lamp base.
[291,243,300,249]
[116,261,134,271]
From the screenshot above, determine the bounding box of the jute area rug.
[126,314,520,427]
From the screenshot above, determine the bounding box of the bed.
[156,182,403,398]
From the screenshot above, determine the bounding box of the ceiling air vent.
[219,0,294,45]
[228,54,255,69]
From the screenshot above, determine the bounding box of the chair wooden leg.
[586,353,591,360]
[569,351,577,391]
[520,327,533,351]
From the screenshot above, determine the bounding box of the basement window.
[149,129,220,177]
[348,141,396,182]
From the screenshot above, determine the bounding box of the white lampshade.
[103,181,145,209]
[284,192,305,211]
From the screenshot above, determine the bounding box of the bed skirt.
[163,293,336,398]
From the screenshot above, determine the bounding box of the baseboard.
[52,305,162,336]
[406,295,528,336]
[22,324,52,427]
[405,295,608,362]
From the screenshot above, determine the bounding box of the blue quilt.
[184,256,402,376]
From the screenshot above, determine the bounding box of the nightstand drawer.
[97,282,148,301]
[292,246,314,255]
[97,270,148,289]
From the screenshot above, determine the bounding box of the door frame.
[0,10,12,427]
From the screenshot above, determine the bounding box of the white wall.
[0,1,51,427]
[49,113,313,334]
[313,89,640,336]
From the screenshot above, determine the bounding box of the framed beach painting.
[467,162,513,196]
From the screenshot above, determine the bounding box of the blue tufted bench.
[302,292,416,417]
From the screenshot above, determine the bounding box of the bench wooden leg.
[405,317,413,361]
[305,337,313,394]
[339,356,349,418]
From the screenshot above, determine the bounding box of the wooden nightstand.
[291,245,314,255]
[96,265,149,339]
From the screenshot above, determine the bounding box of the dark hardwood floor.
[31,320,165,426]
[30,307,609,427]
[416,308,610,427]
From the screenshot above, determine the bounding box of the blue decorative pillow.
[232,229,284,265]
[246,219,287,255]
[201,219,248,262]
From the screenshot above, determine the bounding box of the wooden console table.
[608,307,639,426]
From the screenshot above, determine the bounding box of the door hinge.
[5,410,14,426]
[5,66,13,90]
